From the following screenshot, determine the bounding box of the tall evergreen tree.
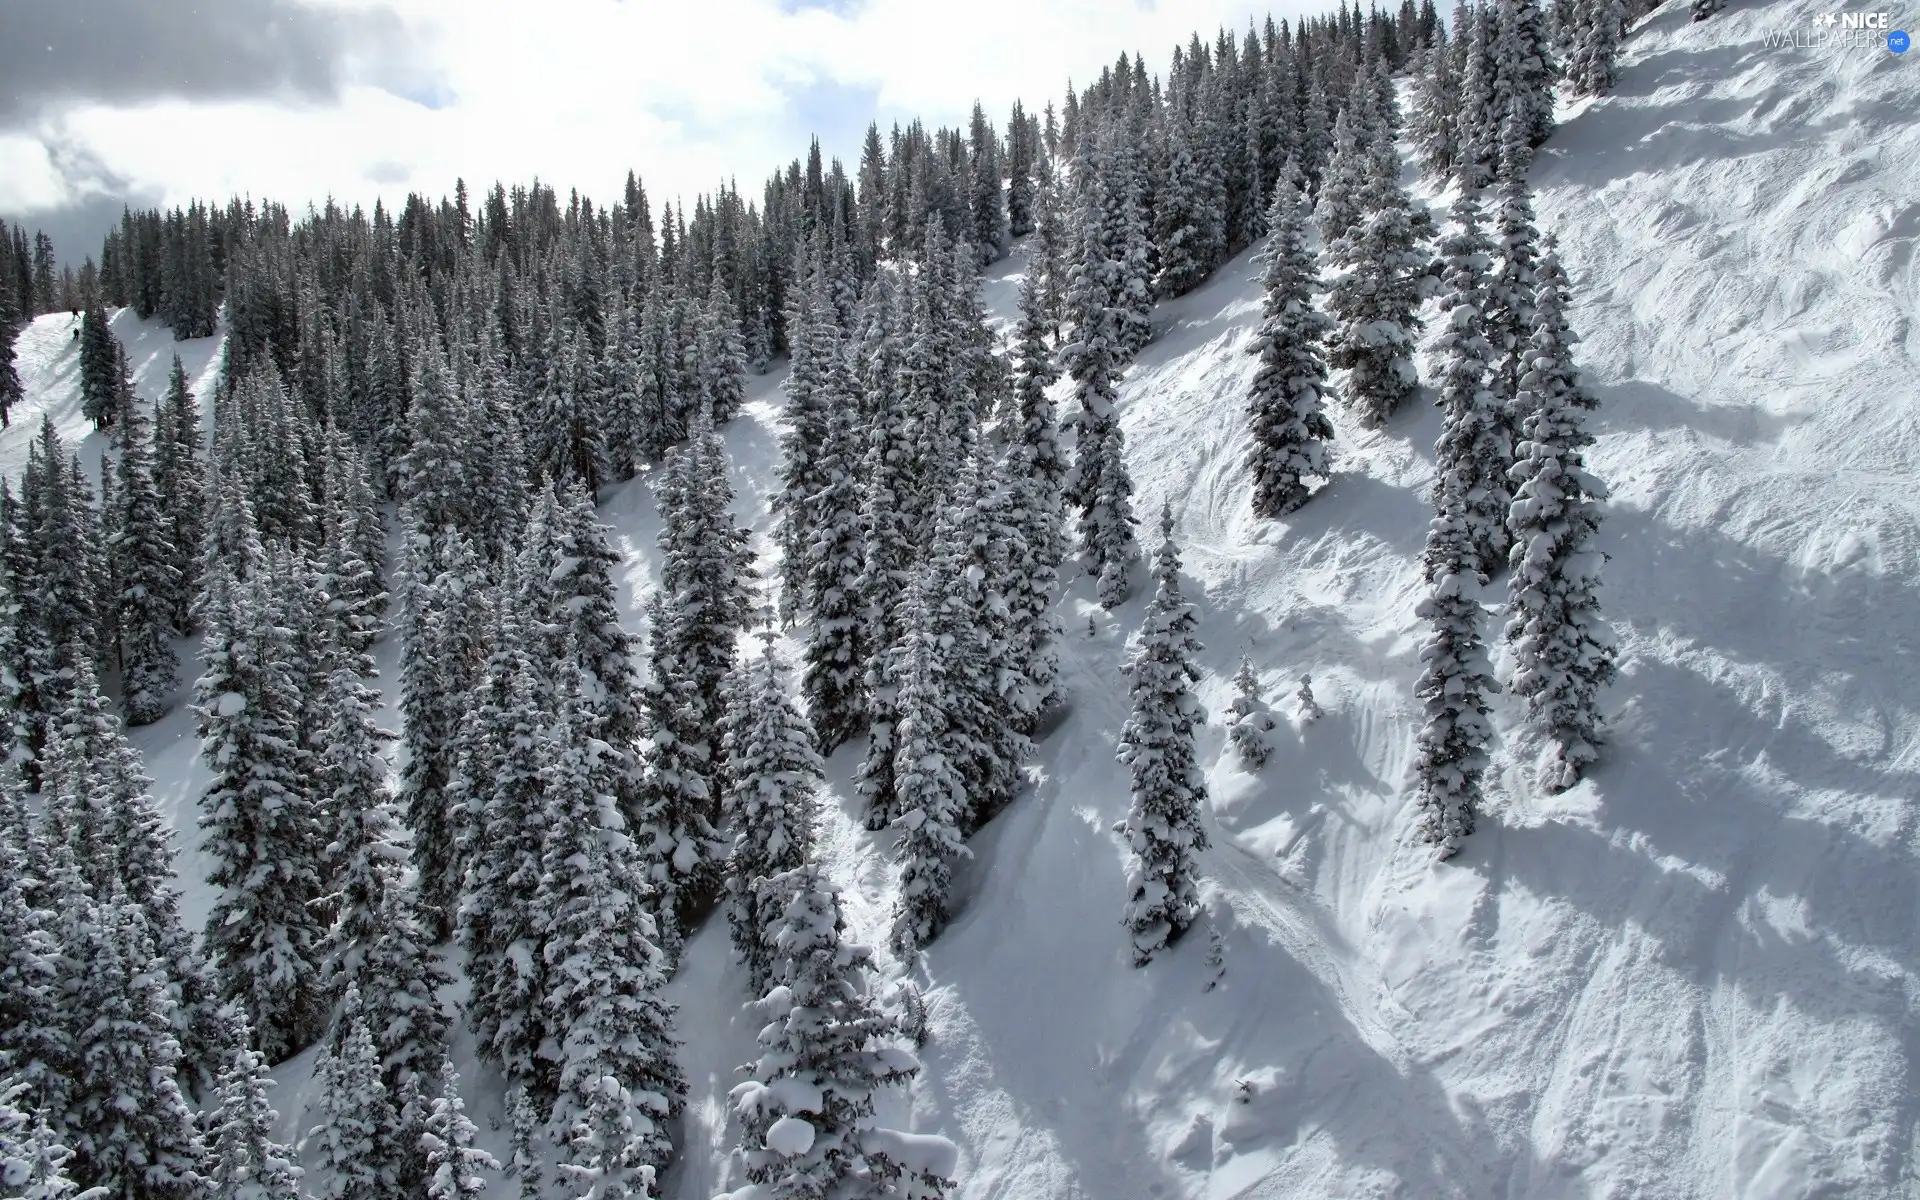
[1325,124,1431,428]
[151,356,205,632]
[728,866,956,1199]
[1004,268,1066,723]
[886,574,971,959]
[1430,190,1512,574]
[797,345,868,754]
[308,989,404,1200]
[202,1006,305,1200]
[536,675,685,1180]
[195,564,327,1063]
[1482,103,1541,528]
[1061,168,1141,610]
[1117,505,1209,966]
[420,1061,498,1200]
[1246,174,1336,518]
[460,650,551,1090]
[63,898,208,1199]
[0,1085,89,1200]
[723,642,822,994]
[1504,238,1616,792]
[1413,471,1499,859]
[107,393,181,725]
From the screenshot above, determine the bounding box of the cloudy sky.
[0,0,1323,263]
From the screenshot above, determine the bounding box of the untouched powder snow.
[9,1,1917,1196]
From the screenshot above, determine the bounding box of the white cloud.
[3,0,1319,221]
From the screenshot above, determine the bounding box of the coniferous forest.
[0,0,1655,1193]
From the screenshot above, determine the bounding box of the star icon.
[1815,11,1838,25]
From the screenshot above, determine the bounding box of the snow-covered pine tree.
[938,454,1033,834]
[420,1061,498,1200]
[1061,167,1141,610]
[1152,114,1220,299]
[1117,505,1210,966]
[728,865,956,1199]
[315,655,401,980]
[1226,658,1277,770]
[536,673,685,1180]
[354,881,453,1123]
[0,1085,89,1200]
[532,327,612,501]
[308,988,404,1200]
[723,642,822,995]
[1504,237,1617,792]
[1483,102,1541,506]
[1004,269,1066,723]
[1412,474,1499,859]
[887,573,972,959]
[460,651,551,1092]
[655,412,755,795]
[202,1006,304,1200]
[1569,0,1624,95]
[1408,43,1459,180]
[399,524,491,941]
[700,268,749,424]
[635,593,723,968]
[77,303,119,432]
[1495,0,1559,147]
[773,269,838,626]
[505,1087,543,1200]
[1313,109,1370,249]
[1325,119,1431,429]
[798,344,868,754]
[1296,674,1325,722]
[107,391,179,725]
[195,563,327,1063]
[549,481,646,829]
[1246,173,1337,518]
[316,426,387,675]
[62,897,208,1198]
[1454,2,1501,190]
[1430,190,1512,574]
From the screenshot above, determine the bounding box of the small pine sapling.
[1296,674,1325,722]
[1225,658,1276,769]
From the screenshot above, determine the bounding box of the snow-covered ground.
[10,0,1919,1195]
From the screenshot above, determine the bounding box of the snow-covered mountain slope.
[9,0,1917,1195]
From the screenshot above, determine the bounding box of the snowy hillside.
[9,0,1918,1196]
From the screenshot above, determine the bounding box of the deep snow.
[8,0,1918,1195]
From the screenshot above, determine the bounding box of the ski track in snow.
[8,0,1918,1194]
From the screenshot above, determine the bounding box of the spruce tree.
[729,866,956,1199]
[108,392,180,725]
[77,303,119,431]
[634,594,723,968]
[1226,659,1277,770]
[1117,505,1209,966]
[1413,479,1499,858]
[1504,238,1617,792]
[354,882,453,1116]
[459,655,550,1092]
[1430,190,1512,574]
[887,574,971,959]
[1325,126,1431,428]
[0,1087,88,1200]
[1569,0,1623,95]
[1483,104,1541,522]
[150,355,204,632]
[308,989,403,1200]
[314,661,402,996]
[203,1007,304,1200]
[195,564,327,1063]
[420,1061,499,1200]
[0,272,21,430]
[723,642,822,995]
[1005,268,1066,722]
[536,675,685,1180]
[772,274,837,625]
[1061,171,1141,610]
[1246,175,1336,518]
[797,345,869,754]
[63,898,208,1199]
